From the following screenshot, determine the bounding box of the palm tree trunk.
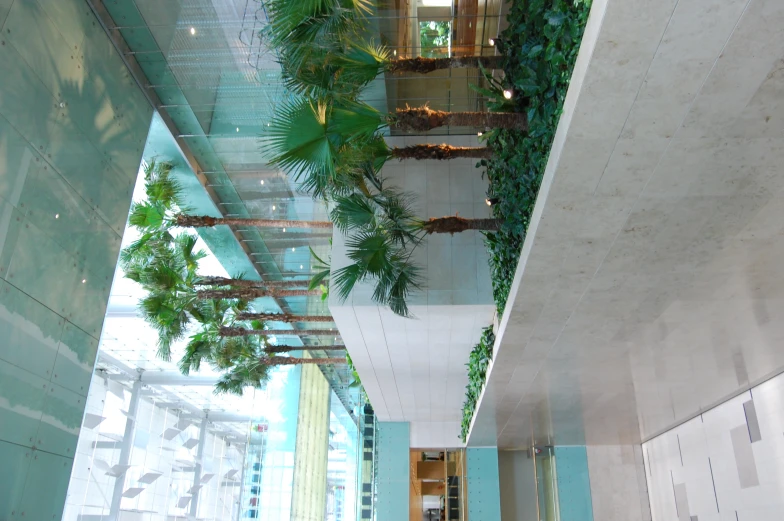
[220,327,336,337]
[264,345,346,353]
[391,144,493,160]
[421,216,501,234]
[393,107,527,133]
[237,312,333,323]
[262,356,345,366]
[197,288,320,300]
[197,277,310,289]
[387,55,504,74]
[176,214,333,229]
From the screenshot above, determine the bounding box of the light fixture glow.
[503,89,513,99]
[236,127,239,132]
[282,228,286,232]
[55,213,59,219]
[300,265,303,269]
[81,279,86,284]
[477,131,483,137]
[190,27,196,35]
[489,37,495,46]
[272,205,276,210]
[292,247,296,252]
[260,180,264,185]
[393,49,397,56]
[486,197,499,206]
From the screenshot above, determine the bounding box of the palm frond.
[331,193,378,232]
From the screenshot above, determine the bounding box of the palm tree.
[236,312,333,323]
[121,233,209,360]
[219,327,336,338]
[329,174,501,316]
[197,277,312,289]
[174,214,332,229]
[197,288,321,301]
[332,40,505,76]
[390,143,493,160]
[265,345,346,353]
[393,105,526,133]
[129,160,334,235]
[263,99,514,197]
[265,356,345,365]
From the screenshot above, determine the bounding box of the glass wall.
[371,0,505,127]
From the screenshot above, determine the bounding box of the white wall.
[330,135,495,447]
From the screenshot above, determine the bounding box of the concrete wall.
[330,135,495,447]
[0,0,152,518]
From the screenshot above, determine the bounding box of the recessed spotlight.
[300,265,303,269]
[282,228,286,232]
[292,247,296,252]
[272,205,276,210]
[190,27,196,35]
[260,180,264,185]
[81,279,87,284]
[503,89,513,100]
[236,127,239,132]
[55,213,60,219]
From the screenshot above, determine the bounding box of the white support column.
[108,377,143,521]
[189,416,209,518]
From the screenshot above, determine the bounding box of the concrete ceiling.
[469,0,784,448]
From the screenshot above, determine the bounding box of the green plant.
[460,327,495,441]
[481,0,591,314]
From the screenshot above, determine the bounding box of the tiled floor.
[644,372,784,521]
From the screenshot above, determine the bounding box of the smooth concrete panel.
[0,1,153,520]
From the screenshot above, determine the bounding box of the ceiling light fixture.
[190,27,196,35]
[272,205,276,210]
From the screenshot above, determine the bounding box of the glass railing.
[534,446,560,521]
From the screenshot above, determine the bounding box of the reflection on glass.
[419,21,452,57]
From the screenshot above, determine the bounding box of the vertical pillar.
[189,416,209,517]
[108,378,143,521]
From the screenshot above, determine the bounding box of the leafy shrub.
[482,0,592,314]
[460,0,591,442]
[460,327,496,441]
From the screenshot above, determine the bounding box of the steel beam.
[108,378,142,521]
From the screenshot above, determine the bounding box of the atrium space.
[2,0,784,521]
